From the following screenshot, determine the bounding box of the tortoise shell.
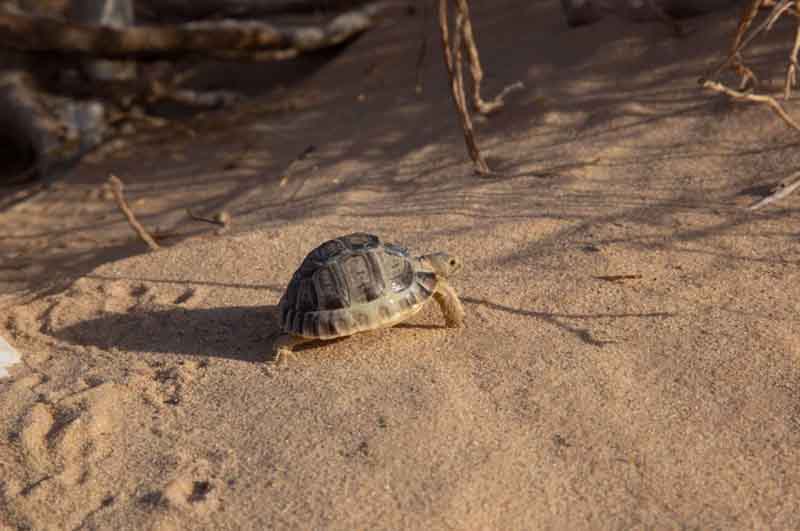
[278,233,439,339]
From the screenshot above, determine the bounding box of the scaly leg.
[433,280,465,328]
[270,333,311,365]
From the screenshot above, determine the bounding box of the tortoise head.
[421,252,462,278]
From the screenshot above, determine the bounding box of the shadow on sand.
[54,303,451,363]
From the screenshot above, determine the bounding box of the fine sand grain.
[2,1,800,529]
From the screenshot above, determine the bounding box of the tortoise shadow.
[53,305,451,363]
[55,305,281,364]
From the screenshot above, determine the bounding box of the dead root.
[748,169,800,209]
[437,0,522,176]
[107,174,161,251]
[700,78,800,131]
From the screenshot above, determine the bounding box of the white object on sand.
[0,335,21,378]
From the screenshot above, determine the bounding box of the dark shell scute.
[314,266,348,310]
[295,279,318,312]
[341,232,380,251]
[315,239,347,260]
[302,312,319,337]
[383,242,410,257]
[340,253,384,303]
[297,239,345,275]
[383,253,413,293]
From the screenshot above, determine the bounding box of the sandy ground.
[3,1,800,529]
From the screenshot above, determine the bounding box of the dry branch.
[454,0,523,115]
[701,78,800,131]
[785,18,800,99]
[108,174,160,251]
[279,145,316,188]
[413,0,430,94]
[187,208,232,235]
[437,0,490,175]
[709,0,794,89]
[748,170,800,209]
[0,2,394,60]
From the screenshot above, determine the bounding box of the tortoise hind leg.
[270,333,311,365]
[433,280,465,328]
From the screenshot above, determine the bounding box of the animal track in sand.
[9,381,129,529]
[17,382,121,492]
[145,359,207,407]
[164,477,219,512]
[140,459,223,516]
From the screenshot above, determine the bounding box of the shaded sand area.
[3,1,800,528]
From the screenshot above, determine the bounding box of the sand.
[2,1,800,529]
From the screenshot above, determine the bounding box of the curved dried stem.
[455,0,522,115]
[108,174,160,251]
[785,19,800,99]
[701,79,800,131]
[437,0,491,175]
[749,170,800,209]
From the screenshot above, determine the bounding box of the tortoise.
[272,232,465,360]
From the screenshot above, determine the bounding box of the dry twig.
[721,0,770,88]
[414,0,429,94]
[709,0,797,93]
[701,78,800,131]
[785,18,800,99]
[437,0,490,175]
[748,170,800,209]
[187,209,231,227]
[279,145,316,188]
[187,209,232,234]
[107,174,160,251]
[455,0,523,115]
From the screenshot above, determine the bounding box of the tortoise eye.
[449,260,456,266]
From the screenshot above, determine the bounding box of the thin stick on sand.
[454,0,523,115]
[279,144,315,188]
[108,174,160,251]
[785,19,800,99]
[187,209,232,230]
[413,0,429,94]
[748,170,800,210]
[437,0,491,175]
[700,79,800,132]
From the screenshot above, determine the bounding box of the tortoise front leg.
[270,333,311,364]
[433,280,465,328]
